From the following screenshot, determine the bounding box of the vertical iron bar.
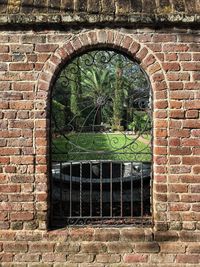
[60,162,63,217]
[110,161,113,217]
[141,162,144,218]
[100,161,102,218]
[69,162,72,217]
[120,162,123,217]
[80,162,82,217]
[50,162,54,225]
[131,162,133,217]
[90,161,92,217]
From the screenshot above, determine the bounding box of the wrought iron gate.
[51,50,152,226]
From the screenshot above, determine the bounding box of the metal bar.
[59,162,63,217]
[50,162,54,224]
[120,161,123,217]
[69,162,72,217]
[110,161,113,217]
[80,162,82,217]
[54,215,151,219]
[59,216,152,227]
[131,161,133,217]
[54,152,151,155]
[90,161,92,217]
[141,162,144,218]
[100,161,103,218]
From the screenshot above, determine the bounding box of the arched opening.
[50,49,152,227]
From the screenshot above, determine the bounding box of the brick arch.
[37,30,166,95]
[36,29,169,229]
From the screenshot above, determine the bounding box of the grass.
[52,133,151,162]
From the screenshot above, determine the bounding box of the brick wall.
[0,28,200,265]
[0,0,200,26]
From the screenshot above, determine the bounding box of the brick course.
[0,26,200,265]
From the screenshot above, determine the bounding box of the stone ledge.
[0,13,199,26]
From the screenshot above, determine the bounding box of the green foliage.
[70,82,79,116]
[113,57,124,130]
[52,100,65,132]
[52,50,152,162]
[70,71,82,129]
[81,67,113,101]
[128,111,150,133]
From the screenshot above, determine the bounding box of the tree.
[81,66,114,125]
[52,99,65,135]
[112,56,124,131]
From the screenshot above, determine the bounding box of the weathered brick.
[182,157,200,165]
[124,254,148,263]
[169,129,190,138]
[162,62,180,71]
[96,253,121,263]
[0,231,15,241]
[163,44,189,52]
[193,166,200,174]
[55,243,80,253]
[0,45,9,53]
[0,252,13,262]
[169,81,183,90]
[14,253,40,262]
[169,203,190,212]
[81,242,106,253]
[10,212,34,221]
[135,242,160,253]
[154,231,179,242]
[94,229,119,241]
[148,62,161,74]
[0,184,20,193]
[13,82,35,91]
[167,73,190,81]
[107,242,133,253]
[122,36,133,50]
[9,101,33,110]
[191,185,200,193]
[4,242,28,252]
[169,147,191,155]
[155,100,168,109]
[150,253,175,263]
[29,242,54,252]
[181,62,200,71]
[67,254,94,263]
[165,53,178,61]
[188,244,200,253]
[9,63,34,71]
[183,120,200,129]
[35,44,58,52]
[186,110,199,118]
[176,254,200,264]
[121,229,146,242]
[0,25,199,266]
[21,35,46,43]
[185,100,200,109]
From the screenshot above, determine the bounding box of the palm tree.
[81,66,114,125]
[82,67,113,103]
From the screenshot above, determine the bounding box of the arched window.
[50,49,152,227]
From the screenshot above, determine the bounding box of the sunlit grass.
[52,133,151,162]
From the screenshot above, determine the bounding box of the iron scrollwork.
[51,49,152,227]
[51,50,152,162]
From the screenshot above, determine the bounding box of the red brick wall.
[0,29,200,265]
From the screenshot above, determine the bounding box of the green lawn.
[52,133,151,162]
